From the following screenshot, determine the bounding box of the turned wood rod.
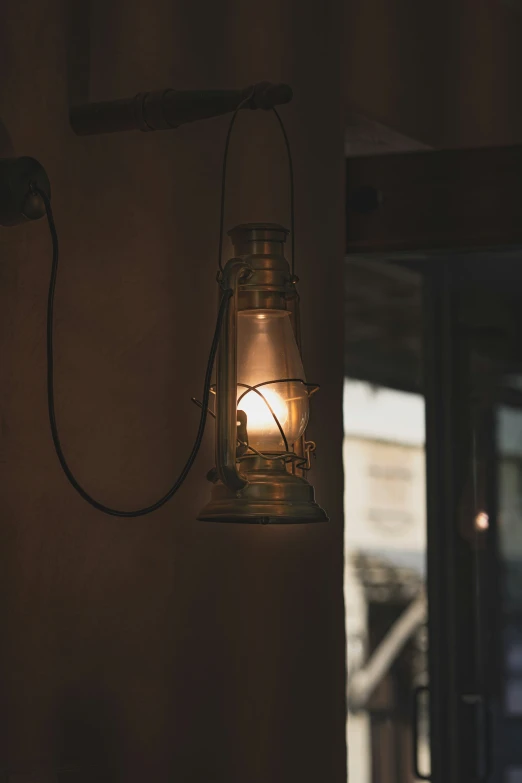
[70,82,293,137]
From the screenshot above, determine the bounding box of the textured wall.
[345,0,522,148]
[0,1,345,780]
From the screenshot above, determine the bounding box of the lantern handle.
[216,258,252,492]
[70,83,292,137]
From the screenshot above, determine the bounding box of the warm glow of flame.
[238,388,288,436]
[475,511,489,531]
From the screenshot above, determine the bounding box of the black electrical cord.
[34,184,231,517]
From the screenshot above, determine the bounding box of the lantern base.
[198,460,329,524]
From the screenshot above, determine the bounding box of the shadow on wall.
[65,1,90,106]
[55,683,124,781]
[3,684,124,781]
[0,121,14,158]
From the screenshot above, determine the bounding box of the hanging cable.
[33,185,231,517]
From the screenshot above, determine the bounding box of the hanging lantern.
[19,83,328,524]
[198,223,328,524]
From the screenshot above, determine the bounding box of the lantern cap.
[228,223,289,245]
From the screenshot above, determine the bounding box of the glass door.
[423,250,522,783]
[345,247,522,782]
[345,143,522,782]
[344,254,429,782]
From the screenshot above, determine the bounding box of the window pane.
[344,254,428,783]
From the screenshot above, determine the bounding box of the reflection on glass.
[416,686,431,780]
[475,511,490,531]
[344,380,428,782]
[498,404,522,717]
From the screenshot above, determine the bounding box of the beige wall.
[344,432,426,783]
[345,0,522,148]
[0,2,345,780]
[344,437,426,555]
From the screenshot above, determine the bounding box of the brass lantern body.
[198,223,328,524]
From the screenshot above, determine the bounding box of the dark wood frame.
[347,145,522,255]
[345,145,522,783]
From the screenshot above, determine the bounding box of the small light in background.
[475,511,490,531]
